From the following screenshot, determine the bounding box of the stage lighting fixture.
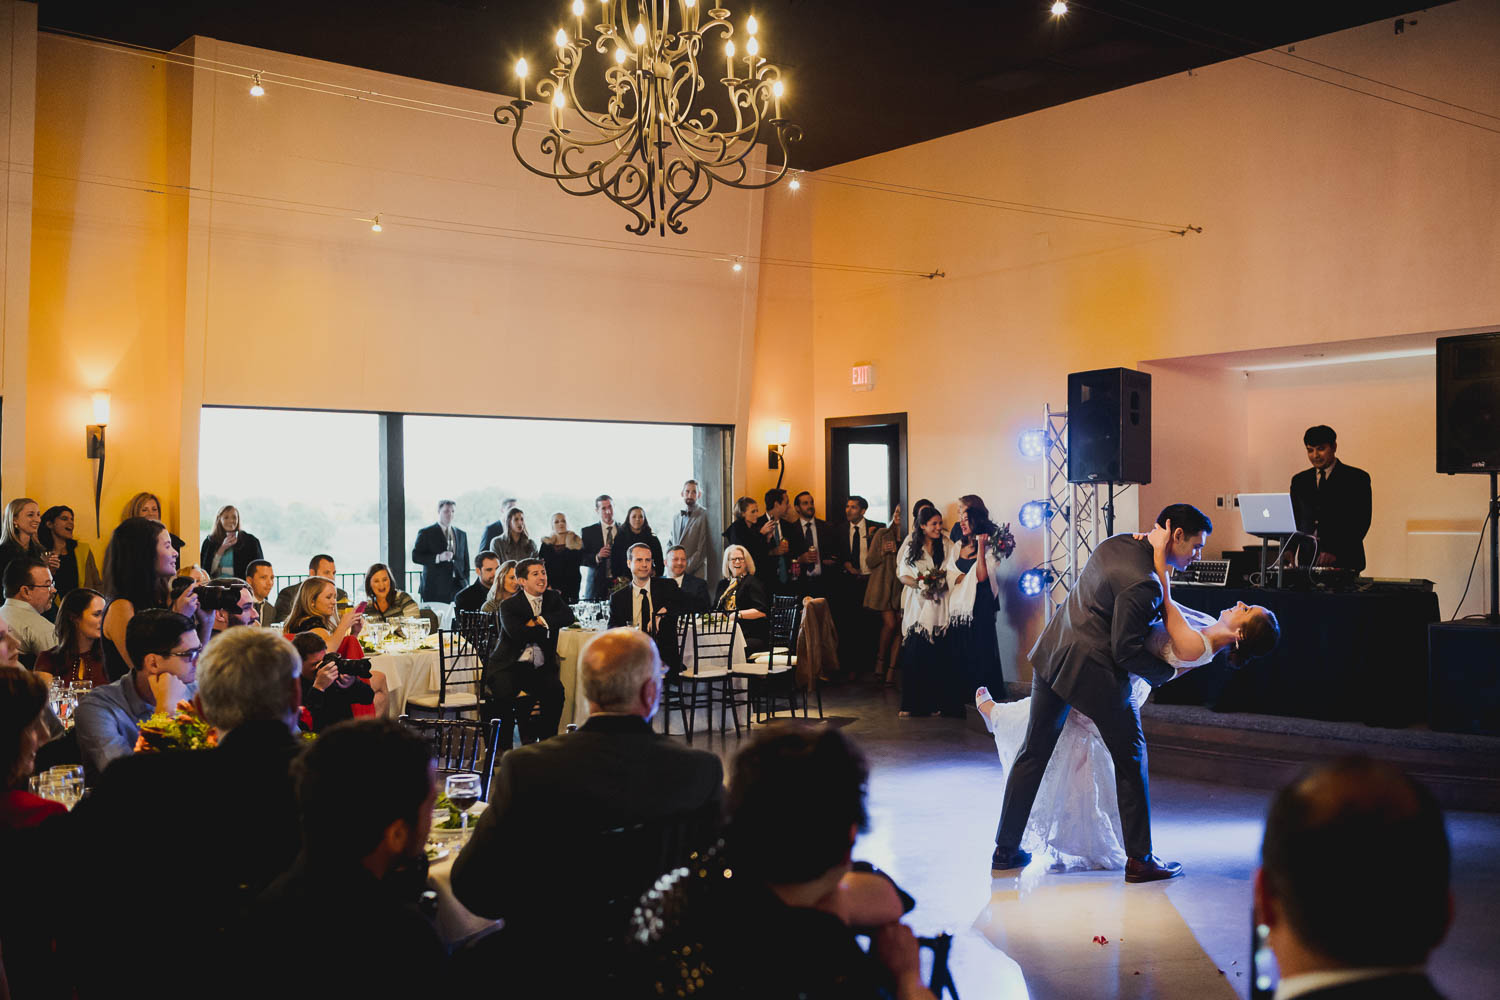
[1019,567,1053,598]
[1018,500,1050,530]
[1017,428,1046,459]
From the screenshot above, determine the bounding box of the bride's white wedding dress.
[983,606,1219,872]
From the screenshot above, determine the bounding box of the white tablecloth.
[564,625,752,735]
[369,647,442,717]
[428,846,499,944]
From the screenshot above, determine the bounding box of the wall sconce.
[86,391,109,534]
[765,421,791,489]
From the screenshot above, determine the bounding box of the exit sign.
[851,364,875,391]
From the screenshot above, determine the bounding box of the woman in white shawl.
[944,495,1008,698]
[896,503,964,718]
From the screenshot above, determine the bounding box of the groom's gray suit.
[995,533,1172,860]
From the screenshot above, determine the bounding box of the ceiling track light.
[370,214,383,233]
[249,72,265,97]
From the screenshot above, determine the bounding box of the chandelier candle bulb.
[747,15,757,34]
[555,28,567,47]
[724,39,735,77]
[772,79,783,117]
[516,57,528,101]
[633,21,646,45]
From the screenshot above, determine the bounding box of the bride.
[976,526,1280,872]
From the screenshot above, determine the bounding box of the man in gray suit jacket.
[992,503,1213,883]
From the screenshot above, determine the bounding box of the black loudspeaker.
[1429,620,1500,736]
[1436,330,1500,474]
[1068,367,1151,485]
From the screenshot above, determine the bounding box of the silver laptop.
[1237,493,1297,536]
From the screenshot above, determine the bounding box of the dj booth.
[1152,582,1440,727]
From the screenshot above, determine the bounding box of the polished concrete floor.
[680,681,1500,999]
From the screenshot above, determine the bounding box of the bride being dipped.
[978,522,1280,873]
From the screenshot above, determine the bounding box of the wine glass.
[445,772,482,836]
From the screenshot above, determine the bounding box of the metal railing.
[271,571,428,602]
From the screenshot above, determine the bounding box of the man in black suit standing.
[1290,424,1373,573]
[609,542,682,670]
[453,551,499,614]
[452,629,723,986]
[789,491,839,598]
[754,488,796,595]
[1255,757,1452,1000]
[485,558,575,745]
[411,499,470,603]
[993,503,1213,884]
[833,496,884,677]
[664,545,712,612]
[579,494,622,599]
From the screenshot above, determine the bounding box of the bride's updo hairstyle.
[1229,606,1281,668]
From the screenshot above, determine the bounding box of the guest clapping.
[539,513,584,603]
[362,563,421,622]
[614,506,664,579]
[39,505,101,598]
[714,544,770,654]
[481,559,520,614]
[492,506,538,564]
[285,577,388,718]
[199,505,265,580]
[101,517,213,680]
[0,497,52,577]
[35,588,108,686]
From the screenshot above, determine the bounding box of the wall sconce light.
[86,391,109,534]
[766,421,791,489]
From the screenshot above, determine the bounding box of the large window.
[199,408,380,578]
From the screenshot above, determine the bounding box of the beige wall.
[0,0,33,496]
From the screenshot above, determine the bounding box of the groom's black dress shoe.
[991,847,1032,874]
[1125,855,1183,883]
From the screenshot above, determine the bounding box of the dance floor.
[687,682,1500,999]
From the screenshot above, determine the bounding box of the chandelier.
[494,1,802,237]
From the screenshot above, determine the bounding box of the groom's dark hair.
[1155,504,1212,538]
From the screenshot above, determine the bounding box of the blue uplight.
[1019,568,1051,597]
[1017,428,1046,459]
[1018,500,1049,530]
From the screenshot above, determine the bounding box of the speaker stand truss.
[1041,403,1102,624]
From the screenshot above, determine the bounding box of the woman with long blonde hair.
[198,505,265,580]
[284,577,388,717]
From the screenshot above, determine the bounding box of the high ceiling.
[42,1,1435,169]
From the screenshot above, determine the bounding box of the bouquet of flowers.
[134,700,217,753]
[990,522,1018,561]
[918,567,948,601]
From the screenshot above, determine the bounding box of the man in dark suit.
[664,545,712,612]
[485,558,575,745]
[753,488,797,594]
[788,491,839,599]
[609,542,682,670]
[833,496,885,677]
[411,499,470,603]
[579,493,622,599]
[1290,424,1373,574]
[271,553,349,623]
[1255,757,1451,1000]
[453,551,499,614]
[452,629,723,982]
[478,497,519,558]
[993,503,1213,884]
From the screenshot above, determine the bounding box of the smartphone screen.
[1251,913,1279,1000]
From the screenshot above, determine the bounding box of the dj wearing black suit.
[1289,425,1372,574]
[608,543,682,670]
[485,558,576,744]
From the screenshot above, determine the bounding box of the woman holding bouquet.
[896,505,961,718]
[946,495,1011,698]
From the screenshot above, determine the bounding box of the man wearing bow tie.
[485,558,575,745]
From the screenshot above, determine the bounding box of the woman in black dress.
[39,506,101,611]
[538,512,584,603]
[945,495,1007,699]
[721,497,770,590]
[199,505,266,581]
[613,506,664,578]
[713,544,770,654]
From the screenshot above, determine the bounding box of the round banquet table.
[367,646,443,718]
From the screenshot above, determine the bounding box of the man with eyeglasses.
[0,557,59,665]
[75,609,202,783]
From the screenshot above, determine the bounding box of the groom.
[991,503,1212,883]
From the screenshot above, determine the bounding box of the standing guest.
[284,577,389,718]
[492,507,539,564]
[790,491,838,598]
[249,719,445,996]
[38,505,101,603]
[101,517,212,680]
[118,491,185,558]
[35,588,108,687]
[271,554,348,623]
[0,559,58,662]
[758,488,800,594]
[292,633,373,732]
[946,495,1007,697]
[1290,424,1373,573]
[613,506,664,580]
[664,546,711,612]
[538,513,584,603]
[246,559,277,626]
[454,551,500,613]
[609,543,681,669]
[411,499,470,603]
[0,666,64,829]
[580,494,622,599]
[714,545,770,654]
[74,609,201,782]
[198,505,265,580]
[896,506,959,719]
[668,479,713,583]
[361,563,421,623]
[481,559,520,614]
[0,498,53,579]
[479,497,520,557]
[723,497,771,590]
[864,503,906,686]
[485,559,575,745]
[835,496,884,678]
[1256,757,1451,1000]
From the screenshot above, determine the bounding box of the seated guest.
[665,545,711,612]
[101,517,213,680]
[271,553,348,623]
[480,559,519,614]
[492,506,538,564]
[538,513,584,603]
[73,609,200,783]
[199,504,265,580]
[62,628,304,994]
[38,505,101,603]
[284,577,387,717]
[34,587,108,687]
[453,551,499,613]
[0,666,64,829]
[362,562,421,622]
[1256,756,1452,1000]
[452,629,722,985]
[246,558,277,625]
[484,558,575,745]
[612,505,664,580]
[208,577,260,633]
[292,633,373,732]
[609,543,681,669]
[1,558,58,664]
[0,498,52,581]
[630,726,936,1000]
[714,544,770,654]
[250,719,445,996]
